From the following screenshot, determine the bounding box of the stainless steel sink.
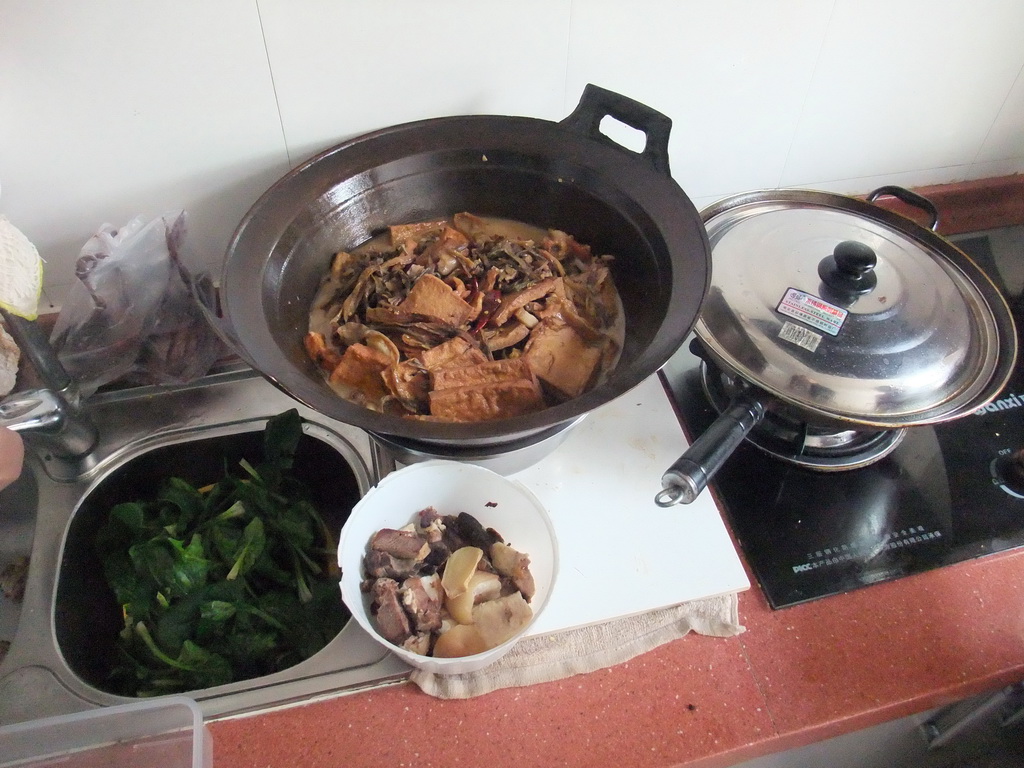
[0,368,410,726]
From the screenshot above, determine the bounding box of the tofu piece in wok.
[428,357,544,422]
[524,319,605,400]
[398,273,473,327]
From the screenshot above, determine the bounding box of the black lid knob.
[818,240,877,295]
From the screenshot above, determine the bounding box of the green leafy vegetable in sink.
[95,409,347,696]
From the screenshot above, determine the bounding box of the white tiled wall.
[2,0,1023,308]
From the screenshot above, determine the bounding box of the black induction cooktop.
[669,233,1024,609]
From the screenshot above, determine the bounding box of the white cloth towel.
[410,592,744,699]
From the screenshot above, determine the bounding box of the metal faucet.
[0,309,98,459]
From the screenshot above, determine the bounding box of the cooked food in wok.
[305,212,624,422]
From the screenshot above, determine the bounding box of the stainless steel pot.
[657,186,1018,506]
[212,85,711,450]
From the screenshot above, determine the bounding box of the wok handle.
[867,185,940,231]
[655,397,766,506]
[560,84,673,176]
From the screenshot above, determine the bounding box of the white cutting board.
[514,375,749,637]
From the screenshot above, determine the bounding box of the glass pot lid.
[694,189,1016,427]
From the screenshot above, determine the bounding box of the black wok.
[214,85,711,448]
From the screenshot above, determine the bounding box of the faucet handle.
[0,309,98,460]
[1,389,65,431]
[0,388,97,459]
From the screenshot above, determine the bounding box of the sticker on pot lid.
[778,320,823,352]
[776,288,847,337]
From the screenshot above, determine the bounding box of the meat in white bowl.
[337,460,557,674]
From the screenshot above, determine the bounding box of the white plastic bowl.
[338,460,558,674]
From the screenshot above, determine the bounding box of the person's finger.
[0,426,25,491]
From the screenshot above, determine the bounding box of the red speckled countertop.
[209,546,1024,768]
[210,179,1024,767]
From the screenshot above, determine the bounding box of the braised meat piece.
[402,633,432,656]
[424,541,451,570]
[370,528,429,560]
[452,512,500,552]
[491,542,536,601]
[369,578,412,646]
[417,505,444,531]
[364,549,421,580]
[400,574,443,633]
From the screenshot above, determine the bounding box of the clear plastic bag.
[49,211,226,398]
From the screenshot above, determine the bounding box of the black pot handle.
[560,84,673,176]
[655,395,766,506]
[867,185,940,231]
